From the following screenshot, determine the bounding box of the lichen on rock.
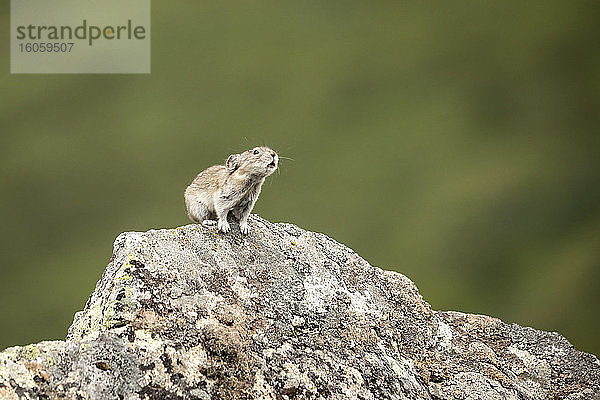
[1,215,599,399]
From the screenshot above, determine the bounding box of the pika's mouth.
[267,160,276,168]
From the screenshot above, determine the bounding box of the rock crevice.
[1,215,598,399]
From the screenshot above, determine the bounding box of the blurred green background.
[1,2,599,355]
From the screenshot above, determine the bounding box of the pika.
[184,146,278,234]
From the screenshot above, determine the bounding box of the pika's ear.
[226,154,240,173]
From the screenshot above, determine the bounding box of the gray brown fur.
[184,146,278,234]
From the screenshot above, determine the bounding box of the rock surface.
[1,215,599,400]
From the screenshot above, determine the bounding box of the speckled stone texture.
[1,215,598,399]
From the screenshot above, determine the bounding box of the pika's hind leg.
[187,201,215,225]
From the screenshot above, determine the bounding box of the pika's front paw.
[202,219,217,227]
[240,221,249,235]
[217,219,230,233]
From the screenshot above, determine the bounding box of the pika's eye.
[253,149,259,155]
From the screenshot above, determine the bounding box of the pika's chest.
[221,180,258,202]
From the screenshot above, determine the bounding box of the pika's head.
[226,146,278,178]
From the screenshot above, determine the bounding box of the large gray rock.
[1,215,598,399]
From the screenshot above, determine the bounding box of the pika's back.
[187,165,229,191]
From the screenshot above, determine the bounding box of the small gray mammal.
[184,146,278,234]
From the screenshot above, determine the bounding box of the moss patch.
[20,345,40,361]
